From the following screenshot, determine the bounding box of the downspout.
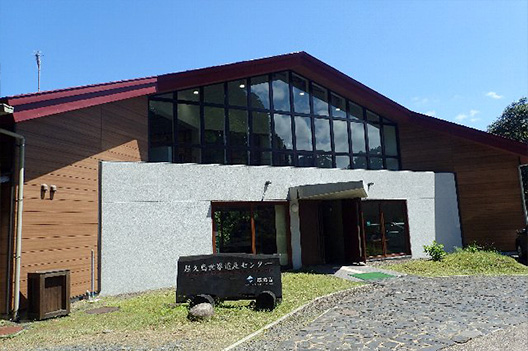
[0,127,25,321]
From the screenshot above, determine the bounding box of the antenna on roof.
[34,51,42,92]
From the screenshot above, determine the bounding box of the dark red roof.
[1,52,526,157]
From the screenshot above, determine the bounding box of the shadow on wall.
[434,173,462,252]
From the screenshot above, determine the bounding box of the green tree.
[487,97,528,143]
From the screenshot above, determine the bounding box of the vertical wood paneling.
[399,124,525,250]
[8,96,147,310]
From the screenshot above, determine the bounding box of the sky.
[0,0,526,131]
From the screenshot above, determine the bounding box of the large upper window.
[149,71,401,170]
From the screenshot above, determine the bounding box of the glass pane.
[250,150,272,165]
[272,72,290,112]
[204,106,225,145]
[176,146,200,163]
[229,109,248,147]
[273,152,294,166]
[362,202,383,257]
[314,118,331,152]
[177,103,200,145]
[352,156,367,169]
[333,120,349,153]
[228,79,248,107]
[366,110,379,123]
[316,154,333,168]
[149,146,172,162]
[386,158,400,170]
[383,125,398,156]
[369,157,384,170]
[204,83,224,104]
[250,75,270,109]
[382,202,409,255]
[202,148,225,164]
[274,205,289,265]
[292,74,310,114]
[214,207,252,253]
[149,100,173,147]
[351,122,366,153]
[297,154,314,167]
[178,88,200,102]
[254,206,278,255]
[295,116,313,151]
[336,155,350,169]
[273,114,293,150]
[252,112,271,149]
[348,102,363,121]
[330,93,346,118]
[229,149,248,165]
[312,83,328,116]
[152,92,174,99]
[367,123,382,154]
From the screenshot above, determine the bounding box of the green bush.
[423,240,447,261]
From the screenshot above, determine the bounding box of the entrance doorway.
[300,199,363,265]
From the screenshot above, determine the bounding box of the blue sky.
[0,0,526,131]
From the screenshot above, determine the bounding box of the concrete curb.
[223,284,371,351]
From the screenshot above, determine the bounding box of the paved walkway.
[238,275,528,350]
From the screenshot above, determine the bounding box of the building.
[0,52,526,315]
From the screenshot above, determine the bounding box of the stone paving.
[246,275,528,350]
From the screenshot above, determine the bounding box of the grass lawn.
[0,272,360,350]
[385,250,528,277]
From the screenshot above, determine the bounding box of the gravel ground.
[443,322,528,351]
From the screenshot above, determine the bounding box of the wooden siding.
[9,96,147,310]
[399,124,525,251]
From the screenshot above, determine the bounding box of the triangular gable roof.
[1,51,526,157]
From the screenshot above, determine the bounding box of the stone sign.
[176,253,282,309]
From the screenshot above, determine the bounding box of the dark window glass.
[273,152,294,166]
[336,155,350,169]
[295,116,313,151]
[330,93,346,118]
[273,114,293,150]
[352,156,367,169]
[176,146,200,163]
[348,102,363,122]
[204,83,224,104]
[362,202,383,257]
[204,107,225,145]
[297,154,314,167]
[316,154,333,168]
[229,149,248,165]
[254,206,278,254]
[177,103,200,145]
[314,118,331,151]
[228,79,248,107]
[366,110,379,123]
[252,112,271,149]
[214,207,252,253]
[152,92,174,99]
[369,157,384,170]
[250,150,272,165]
[382,202,409,255]
[312,83,328,116]
[383,125,398,156]
[386,158,400,170]
[229,109,248,147]
[178,88,200,102]
[367,123,382,154]
[351,122,366,153]
[149,100,174,152]
[202,148,225,164]
[292,74,310,114]
[250,75,270,109]
[333,120,349,153]
[272,72,290,112]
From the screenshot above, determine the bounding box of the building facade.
[0,52,526,314]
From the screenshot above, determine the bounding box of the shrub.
[423,240,446,261]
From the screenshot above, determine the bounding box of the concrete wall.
[100,162,461,295]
